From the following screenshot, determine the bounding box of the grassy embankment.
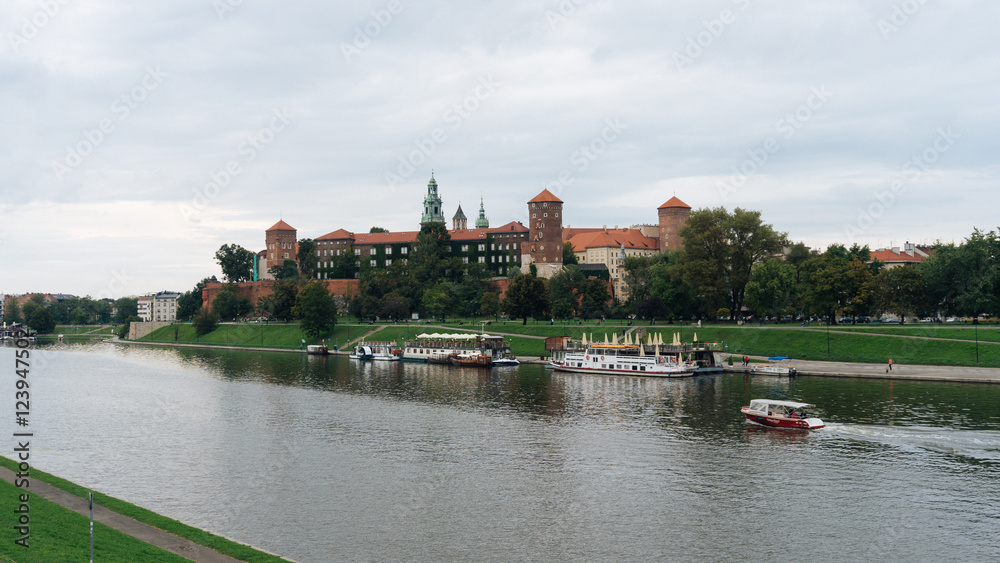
[385,322,1000,367]
[0,457,288,562]
[138,322,352,350]
[135,319,1000,367]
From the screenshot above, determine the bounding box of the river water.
[5,342,1000,561]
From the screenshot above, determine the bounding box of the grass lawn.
[0,479,189,563]
[822,325,1000,342]
[139,322,352,349]
[0,457,289,562]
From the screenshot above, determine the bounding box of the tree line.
[3,295,139,334]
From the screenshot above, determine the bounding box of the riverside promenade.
[724,355,1000,384]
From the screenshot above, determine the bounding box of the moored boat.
[492,355,520,367]
[749,356,797,376]
[403,333,513,364]
[741,399,824,429]
[306,344,328,355]
[448,351,493,367]
[550,344,695,377]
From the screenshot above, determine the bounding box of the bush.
[193,309,220,335]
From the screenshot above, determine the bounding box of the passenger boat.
[306,344,328,355]
[749,356,797,376]
[403,333,513,364]
[741,399,824,429]
[448,351,493,367]
[550,344,696,377]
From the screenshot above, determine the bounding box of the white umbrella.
[417,333,432,338]
[693,332,698,343]
[581,333,588,345]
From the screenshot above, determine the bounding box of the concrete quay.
[723,355,1000,384]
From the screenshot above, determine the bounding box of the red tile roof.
[868,249,932,264]
[490,220,529,232]
[528,189,563,203]
[267,219,296,231]
[567,228,659,252]
[658,196,690,209]
[317,229,355,241]
[353,231,419,245]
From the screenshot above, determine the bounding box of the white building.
[138,291,181,322]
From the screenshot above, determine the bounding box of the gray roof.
[453,205,467,220]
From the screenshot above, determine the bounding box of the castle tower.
[657,196,691,252]
[421,173,445,225]
[475,197,489,228]
[522,189,563,278]
[453,204,467,230]
[262,219,297,280]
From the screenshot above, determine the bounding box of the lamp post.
[975,316,979,364]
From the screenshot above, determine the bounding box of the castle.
[233,174,691,305]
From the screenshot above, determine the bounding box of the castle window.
[543,203,548,208]
[543,213,547,218]
[461,244,469,252]
[386,247,392,255]
[401,247,408,254]
[284,253,289,259]
[370,248,376,255]
[477,244,484,251]
[462,257,469,264]
[532,213,536,218]
[385,259,392,266]
[354,249,361,256]
[370,260,376,267]
[555,213,559,217]
[478,256,485,263]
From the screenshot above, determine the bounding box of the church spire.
[421,173,445,225]
[475,195,490,228]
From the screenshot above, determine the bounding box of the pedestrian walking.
[888,358,893,371]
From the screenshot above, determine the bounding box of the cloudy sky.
[1,0,996,297]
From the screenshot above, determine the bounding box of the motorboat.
[306,344,328,355]
[749,356,797,376]
[741,399,824,429]
[492,355,520,367]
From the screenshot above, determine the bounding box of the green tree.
[422,281,458,320]
[562,241,579,266]
[636,296,668,321]
[548,265,586,318]
[674,207,731,317]
[117,315,141,339]
[294,281,338,337]
[580,279,610,319]
[28,307,56,334]
[3,300,21,324]
[20,300,40,325]
[744,259,796,319]
[480,291,500,319]
[113,297,139,324]
[297,238,317,279]
[193,308,220,335]
[212,288,252,320]
[269,259,300,281]
[369,226,389,233]
[215,244,255,283]
[272,281,299,322]
[874,266,926,322]
[176,278,212,321]
[502,273,548,324]
[380,291,412,320]
[725,208,783,319]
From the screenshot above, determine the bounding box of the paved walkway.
[0,467,248,562]
[723,355,1000,384]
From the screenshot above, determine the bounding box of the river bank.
[0,457,291,562]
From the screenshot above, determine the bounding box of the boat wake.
[824,423,1000,462]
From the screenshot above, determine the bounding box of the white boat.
[550,344,695,377]
[749,356,797,376]
[351,341,399,361]
[741,399,824,429]
[492,355,520,367]
[306,344,328,355]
